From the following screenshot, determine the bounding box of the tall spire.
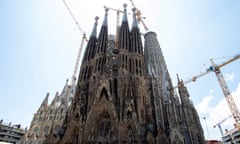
[96,7,108,54]
[122,4,128,23]
[90,16,99,37]
[118,4,130,50]
[176,74,180,83]
[41,93,49,107]
[38,93,49,112]
[50,91,59,106]
[130,7,143,54]
[131,8,138,29]
[65,79,69,87]
[83,17,99,61]
[102,7,109,27]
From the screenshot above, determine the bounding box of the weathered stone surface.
[20,4,205,144]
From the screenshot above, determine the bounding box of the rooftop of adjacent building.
[206,140,222,144]
[0,120,27,143]
[222,125,240,142]
[0,120,27,133]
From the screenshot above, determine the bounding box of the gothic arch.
[94,82,113,104]
[99,88,109,101]
[169,128,184,144]
[156,130,169,144]
[33,126,40,133]
[43,125,50,135]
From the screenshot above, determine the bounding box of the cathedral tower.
[177,76,205,144]
[42,4,205,144]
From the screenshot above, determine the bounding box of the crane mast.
[104,6,121,48]
[71,34,86,85]
[62,0,87,85]
[210,59,240,125]
[177,54,240,125]
[62,0,86,38]
[129,0,149,31]
[104,4,146,48]
[213,115,232,136]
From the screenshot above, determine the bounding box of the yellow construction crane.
[104,5,146,47]
[177,54,240,125]
[62,0,87,38]
[104,5,137,16]
[129,0,149,31]
[103,6,121,48]
[62,0,87,85]
[71,34,86,85]
[213,115,232,136]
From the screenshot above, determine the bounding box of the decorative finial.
[123,3,127,10]
[102,7,108,27]
[90,16,99,37]
[132,7,138,28]
[132,7,136,13]
[122,3,128,22]
[105,6,109,14]
[95,16,99,23]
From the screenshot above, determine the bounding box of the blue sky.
[0,0,240,141]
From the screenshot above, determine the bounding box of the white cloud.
[224,73,235,82]
[196,82,240,140]
[196,95,213,114]
[209,89,214,94]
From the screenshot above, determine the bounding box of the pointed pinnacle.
[90,16,99,37]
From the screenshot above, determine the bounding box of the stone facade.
[144,31,205,144]
[17,80,75,144]
[43,5,204,144]
[19,4,205,144]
